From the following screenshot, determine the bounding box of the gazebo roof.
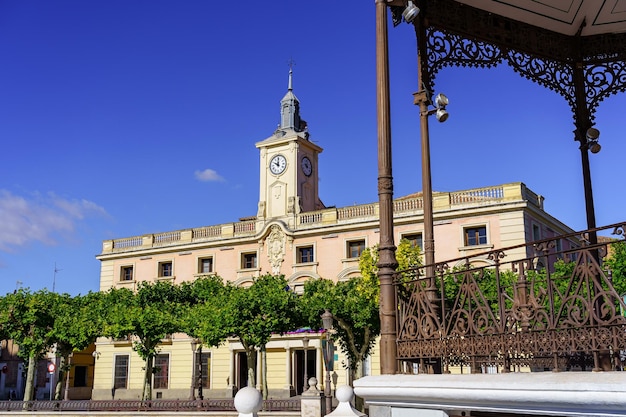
[387,0,626,121]
[455,0,626,37]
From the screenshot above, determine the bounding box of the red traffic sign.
[47,363,55,373]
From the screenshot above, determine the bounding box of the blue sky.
[1,1,625,296]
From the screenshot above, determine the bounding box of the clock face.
[269,154,287,175]
[301,156,312,176]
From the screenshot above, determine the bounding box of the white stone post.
[325,385,365,417]
[234,386,263,417]
[301,377,323,417]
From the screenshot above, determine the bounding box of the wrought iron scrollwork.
[411,0,626,123]
[396,222,626,373]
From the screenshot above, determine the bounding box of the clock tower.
[256,69,323,221]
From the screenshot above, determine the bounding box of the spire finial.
[287,58,296,90]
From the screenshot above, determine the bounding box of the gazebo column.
[284,346,292,391]
[228,347,235,391]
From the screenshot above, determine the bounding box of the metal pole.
[49,369,54,400]
[325,335,332,414]
[198,345,204,400]
[375,0,398,376]
[302,335,309,392]
[413,15,435,289]
[572,53,610,371]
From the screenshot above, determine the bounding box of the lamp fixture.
[321,309,333,330]
[434,93,448,108]
[435,108,449,122]
[586,128,599,140]
[402,1,420,23]
[434,93,449,122]
[586,127,601,153]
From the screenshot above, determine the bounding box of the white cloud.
[194,168,225,182]
[0,190,107,252]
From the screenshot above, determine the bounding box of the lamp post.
[375,0,399,377]
[574,126,601,240]
[413,88,448,292]
[197,344,204,400]
[302,335,309,392]
[321,309,334,414]
[190,339,198,400]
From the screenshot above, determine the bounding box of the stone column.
[256,347,262,391]
[229,347,236,393]
[316,346,323,387]
[285,346,292,391]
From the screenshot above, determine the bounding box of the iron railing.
[0,397,300,412]
[396,222,626,373]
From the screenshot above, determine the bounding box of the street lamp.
[574,125,601,245]
[197,344,204,400]
[402,1,419,23]
[190,339,198,400]
[413,88,449,293]
[321,309,334,415]
[302,335,309,392]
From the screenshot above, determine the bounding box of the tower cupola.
[279,69,307,134]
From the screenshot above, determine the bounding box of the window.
[120,266,134,281]
[402,233,423,250]
[532,224,541,241]
[201,352,211,388]
[297,246,314,263]
[347,240,366,258]
[555,238,563,259]
[464,226,487,246]
[73,366,87,387]
[159,261,173,277]
[241,253,257,269]
[198,257,214,274]
[153,354,169,389]
[114,355,129,389]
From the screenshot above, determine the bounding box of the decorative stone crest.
[266,225,285,274]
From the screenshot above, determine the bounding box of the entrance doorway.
[294,349,316,394]
[236,352,248,390]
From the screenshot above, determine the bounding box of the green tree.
[302,239,422,382]
[180,275,233,348]
[302,276,379,382]
[224,274,301,398]
[50,291,105,400]
[605,240,626,297]
[101,281,185,401]
[0,288,60,401]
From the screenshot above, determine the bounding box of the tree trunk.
[23,355,37,401]
[245,347,256,388]
[142,356,153,401]
[261,346,268,399]
[352,360,365,412]
[63,354,73,400]
[55,355,69,400]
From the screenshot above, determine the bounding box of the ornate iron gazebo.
[374,0,626,374]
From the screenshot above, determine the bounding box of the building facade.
[93,71,576,400]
